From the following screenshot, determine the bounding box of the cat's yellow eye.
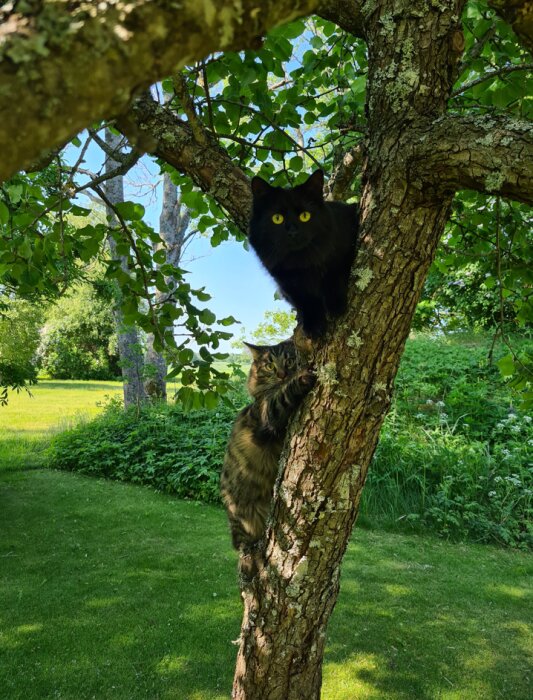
[272,213,284,225]
[299,211,311,222]
[264,362,275,371]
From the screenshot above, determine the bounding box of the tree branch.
[410,113,533,205]
[117,93,252,234]
[0,0,323,183]
[172,72,209,146]
[325,144,363,201]
[316,0,365,37]
[489,0,533,56]
[452,62,533,97]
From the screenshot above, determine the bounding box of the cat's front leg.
[294,299,328,338]
[323,265,351,318]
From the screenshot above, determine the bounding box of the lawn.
[0,380,124,472]
[1,468,531,700]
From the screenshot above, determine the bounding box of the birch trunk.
[144,174,192,400]
[104,129,146,409]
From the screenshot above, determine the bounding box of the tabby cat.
[249,169,359,338]
[220,340,315,557]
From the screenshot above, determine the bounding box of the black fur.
[249,170,359,337]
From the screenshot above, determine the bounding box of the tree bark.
[144,174,192,400]
[410,113,533,205]
[231,1,466,697]
[104,129,146,409]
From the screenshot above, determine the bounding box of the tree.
[0,298,42,404]
[1,1,532,697]
[103,129,147,408]
[39,282,120,380]
[144,175,195,400]
[252,309,297,345]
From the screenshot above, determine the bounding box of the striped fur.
[220,340,315,552]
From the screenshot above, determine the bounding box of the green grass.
[0,380,124,472]
[1,469,531,700]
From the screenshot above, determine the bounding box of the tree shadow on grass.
[1,472,531,700]
[36,381,123,392]
[0,471,240,699]
[322,531,533,700]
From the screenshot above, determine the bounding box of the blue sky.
[69,138,291,351]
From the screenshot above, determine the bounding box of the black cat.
[249,170,359,338]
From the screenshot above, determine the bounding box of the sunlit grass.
[1,470,531,700]
[1,380,124,434]
[0,380,124,472]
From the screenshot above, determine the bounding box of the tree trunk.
[104,129,146,409]
[144,173,192,400]
[232,2,464,697]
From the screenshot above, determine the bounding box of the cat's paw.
[293,324,314,355]
[298,368,317,389]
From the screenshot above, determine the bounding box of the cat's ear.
[243,341,264,359]
[303,170,324,201]
[251,176,273,199]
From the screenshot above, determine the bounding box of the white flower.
[488,491,496,497]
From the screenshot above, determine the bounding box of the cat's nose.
[286,223,298,236]
[277,370,287,379]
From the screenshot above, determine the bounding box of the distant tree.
[0,298,42,404]
[144,175,195,400]
[103,129,147,407]
[39,283,120,380]
[251,309,297,345]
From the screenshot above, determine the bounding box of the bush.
[0,297,42,401]
[360,333,533,548]
[364,410,532,548]
[48,385,247,503]
[49,334,532,548]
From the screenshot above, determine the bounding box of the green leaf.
[218,315,238,327]
[115,201,145,221]
[193,288,212,302]
[179,348,194,364]
[204,390,219,409]
[0,201,9,225]
[497,354,515,377]
[199,309,216,325]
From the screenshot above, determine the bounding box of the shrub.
[49,334,532,548]
[360,333,533,548]
[48,385,247,503]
